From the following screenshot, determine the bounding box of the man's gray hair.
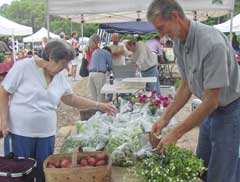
[88,33,100,49]
[147,0,185,22]
[42,39,75,62]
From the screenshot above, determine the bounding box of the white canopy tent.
[0,15,32,36]
[0,15,33,62]
[47,0,235,23]
[23,27,60,43]
[214,13,240,32]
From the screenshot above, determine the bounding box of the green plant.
[174,79,181,89]
[129,145,206,182]
[0,53,5,63]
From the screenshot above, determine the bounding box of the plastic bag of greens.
[111,143,136,167]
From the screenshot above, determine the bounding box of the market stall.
[0,15,33,62]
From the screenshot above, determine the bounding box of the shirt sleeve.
[106,52,113,70]
[1,62,24,94]
[135,42,147,70]
[203,44,229,89]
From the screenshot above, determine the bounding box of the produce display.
[129,145,206,182]
[46,152,108,168]
[61,91,177,167]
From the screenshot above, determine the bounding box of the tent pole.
[81,23,85,55]
[11,34,16,62]
[70,18,73,33]
[46,0,50,39]
[229,11,234,41]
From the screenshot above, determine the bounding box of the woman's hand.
[98,103,117,116]
[1,120,9,137]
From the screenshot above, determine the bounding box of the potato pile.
[46,153,108,168]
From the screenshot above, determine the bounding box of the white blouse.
[1,58,72,137]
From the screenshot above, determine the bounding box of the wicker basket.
[43,151,111,182]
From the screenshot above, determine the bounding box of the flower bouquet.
[130,90,173,115]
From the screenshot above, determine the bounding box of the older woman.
[0,39,116,182]
[86,33,100,68]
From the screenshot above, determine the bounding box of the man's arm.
[158,80,191,127]
[172,88,220,139]
[0,86,10,136]
[111,46,125,57]
[156,87,220,151]
[150,80,192,146]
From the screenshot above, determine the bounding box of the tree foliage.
[0,0,240,39]
[0,0,98,37]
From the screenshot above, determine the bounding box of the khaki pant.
[88,72,106,102]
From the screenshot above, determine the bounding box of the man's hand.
[156,129,179,153]
[150,120,166,148]
[98,103,117,116]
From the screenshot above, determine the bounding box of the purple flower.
[168,94,173,99]
[154,99,161,107]
[139,95,147,103]
[150,90,157,97]
[163,101,169,108]
[159,95,165,101]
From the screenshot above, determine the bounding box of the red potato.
[95,160,106,166]
[61,159,71,168]
[87,156,96,166]
[95,153,107,161]
[54,160,61,168]
[47,161,56,168]
[80,159,88,166]
[47,164,56,168]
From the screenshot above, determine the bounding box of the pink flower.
[150,90,157,97]
[163,101,169,108]
[139,95,147,103]
[168,94,173,99]
[159,96,165,101]
[154,99,161,107]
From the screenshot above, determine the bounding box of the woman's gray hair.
[88,33,100,49]
[147,0,185,22]
[42,39,75,62]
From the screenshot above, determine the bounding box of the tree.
[0,0,98,37]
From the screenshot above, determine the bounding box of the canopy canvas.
[99,21,158,34]
[0,15,32,36]
[214,13,240,32]
[47,0,235,23]
[23,27,60,42]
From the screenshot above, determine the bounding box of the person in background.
[125,39,161,96]
[110,33,126,65]
[59,32,66,40]
[69,31,80,80]
[0,37,10,55]
[7,37,13,52]
[0,39,116,182]
[163,39,176,62]
[147,0,240,182]
[86,34,100,68]
[145,35,166,63]
[232,33,240,55]
[88,45,112,102]
[59,32,71,76]
[41,37,48,50]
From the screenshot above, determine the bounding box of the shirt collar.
[182,20,197,52]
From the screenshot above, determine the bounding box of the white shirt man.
[110,33,126,65]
